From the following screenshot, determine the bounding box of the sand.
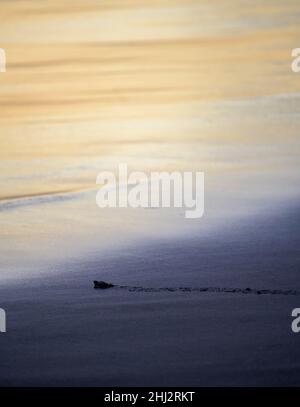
[1,206,300,386]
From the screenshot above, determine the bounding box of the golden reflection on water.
[0,0,300,201]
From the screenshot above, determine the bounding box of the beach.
[1,204,300,386]
[1,0,300,387]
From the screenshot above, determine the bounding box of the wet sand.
[1,206,300,386]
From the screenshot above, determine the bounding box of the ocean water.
[0,0,300,283]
